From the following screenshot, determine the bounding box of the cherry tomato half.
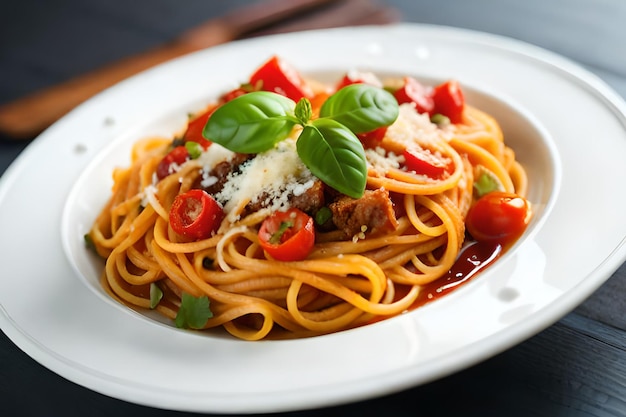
[403,148,452,179]
[465,191,531,245]
[183,107,216,149]
[249,55,313,102]
[156,146,189,180]
[258,208,315,262]
[432,80,465,124]
[393,77,434,114]
[169,189,224,240]
[357,126,388,149]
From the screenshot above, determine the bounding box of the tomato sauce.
[412,241,503,309]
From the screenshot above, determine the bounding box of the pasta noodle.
[87,62,529,340]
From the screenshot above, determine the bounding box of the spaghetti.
[87,56,530,340]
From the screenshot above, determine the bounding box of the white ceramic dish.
[2,24,626,414]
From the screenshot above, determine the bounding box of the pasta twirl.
[87,57,529,340]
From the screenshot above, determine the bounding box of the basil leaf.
[175,293,213,329]
[203,92,298,153]
[297,118,367,198]
[294,98,312,125]
[319,84,399,134]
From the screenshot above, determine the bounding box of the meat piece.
[202,153,251,195]
[330,189,399,238]
[289,179,325,214]
[241,179,326,219]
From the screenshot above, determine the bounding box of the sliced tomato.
[249,55,313,102]
[258,208,315,262]
[357,126,388,149]
[220,86,248,103]
[183,107,216,150]
[393,77,434,114]
[465,191,531,245]
[156,146,189,180]
[403,148,451,179]
[432,80,465,124]
[169,189,224,240]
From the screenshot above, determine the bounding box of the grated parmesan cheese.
[140,184,168,219]
[198,143,236,188]
[141,184,158,208]
[366,103,452,176]
[198,143,236,169]
[215,138,314,221]
[385,103,444,148]
[365,146,404,174]
[167,161,183,176]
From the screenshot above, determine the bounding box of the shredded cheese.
[385,103,444,148]
[141,184,168,219]
[366,146,404,174]
[198,143,236,188]
[366,103,452,176]
[215,138,314,221]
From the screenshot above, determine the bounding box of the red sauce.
[412,241,503,308]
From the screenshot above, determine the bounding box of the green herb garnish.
[430,113,450,126]
[149,283,163,309]
[314,206,333,226]
[319,84,399,133]
[84,233,96,251]
[203,84,399,198]
[297,118,368,198]
[474,170,502,198]
[270,220,294,244]
[294,96,313,125]
[184,141,203,159]
[203,91,298,154]
[175,293,213,329]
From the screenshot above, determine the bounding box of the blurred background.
[1,0,623,98]
[1,0,624,145]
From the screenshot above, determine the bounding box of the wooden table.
[1,1,625,415]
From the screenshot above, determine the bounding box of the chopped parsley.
[150,283,163,309]
[269,220,294,244]
[474,170,502,198]
[175,293,213,329]
[185,141,203,159]
[84,233,96,251]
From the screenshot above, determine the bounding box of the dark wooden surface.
[2,1,626,415]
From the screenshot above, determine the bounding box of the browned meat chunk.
[202,153,251,195]
[241,179,326,218]
[330,189,399,238]
[289,179,325,214]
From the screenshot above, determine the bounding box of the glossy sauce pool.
[411,241,503,308]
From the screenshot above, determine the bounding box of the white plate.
[2,24,626,414]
